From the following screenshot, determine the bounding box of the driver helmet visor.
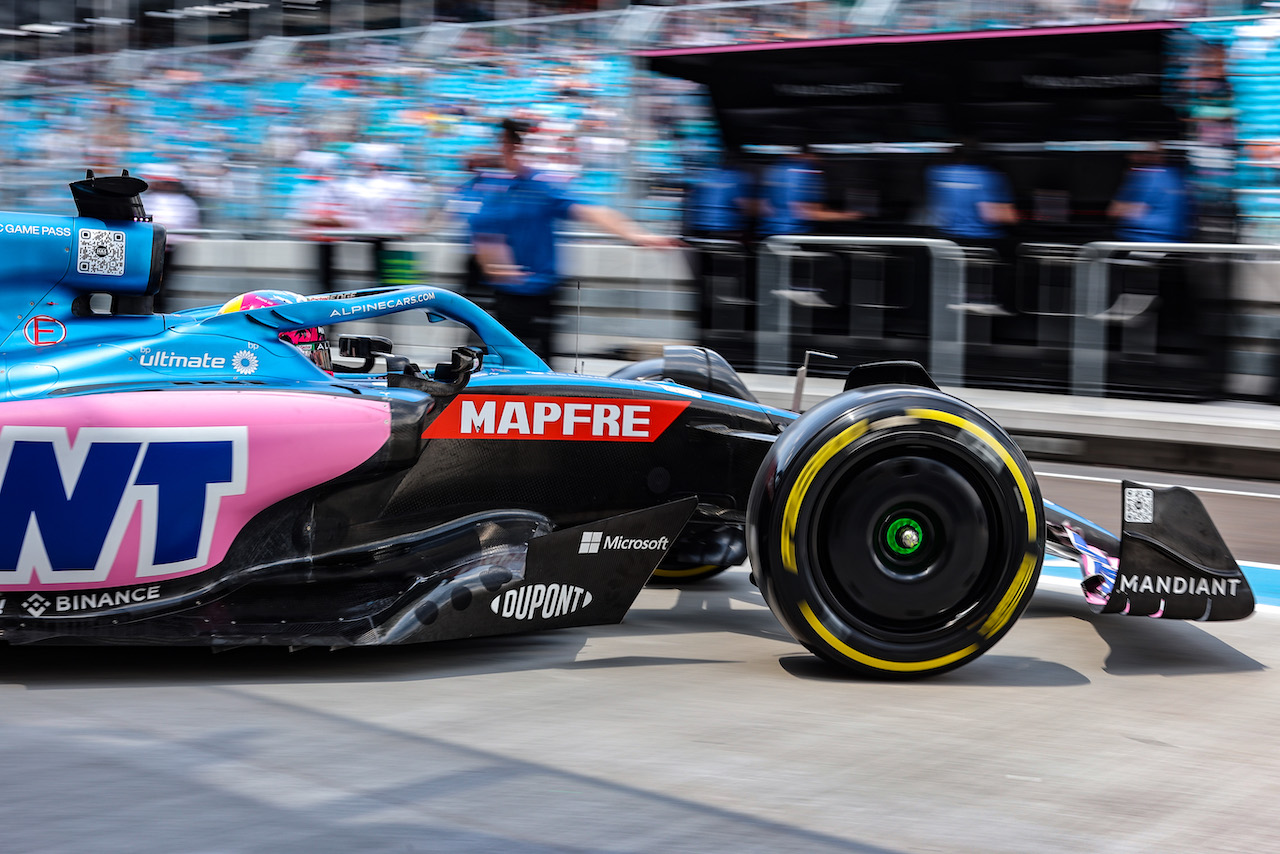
[281,327,332,371]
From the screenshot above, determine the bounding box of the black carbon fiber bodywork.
[387,382,782,528]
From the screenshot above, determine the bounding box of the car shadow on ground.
[1089,615,1267,676]
[1026,586,1266,676]
[778,585,1265,685]
[0,572,777,690]
[777,653,1091,687]
[0,575,1262,689]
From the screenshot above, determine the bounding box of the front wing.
[1047,482,1254,621]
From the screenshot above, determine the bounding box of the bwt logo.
[0,426,248,585]
[578,531,670,554]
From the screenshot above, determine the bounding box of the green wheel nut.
[887,517,924,555]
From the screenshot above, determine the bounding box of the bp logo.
[231,350,259,375]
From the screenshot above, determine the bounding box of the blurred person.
[923,139,1018,309]
[923,139,1017,249]
[428,151,508,298]
[1184,44,1237,243]
[294,137,345,177]
[88,97,133,167]
[1187,43,1236,150]
[471,118,682,362]
[684,155,756,343]
[146,168,202,240]
[758,145,862,311]
[263,103,305,163]
[686,155,753,241]
[578,117,626,171]
[1108,143,1190,243]
[1107,143,1201,364]
[758,145,862,238]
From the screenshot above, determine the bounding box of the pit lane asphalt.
[3,462,1279,853]
[6,365,1280,853]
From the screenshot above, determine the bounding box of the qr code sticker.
[1124,488,1154,524]
[77,228,126,276]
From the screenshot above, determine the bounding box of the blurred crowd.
[0,50,684,239]
[0,0,1267,244]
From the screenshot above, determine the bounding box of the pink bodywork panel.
[0,390,391,591]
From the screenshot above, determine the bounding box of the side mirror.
[338,334,393,359]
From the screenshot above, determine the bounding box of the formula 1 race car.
[0,173,1256,678]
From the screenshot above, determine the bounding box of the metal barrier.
[758,235,966,385]
[682,237,752,328]
[1070,241,1280,396]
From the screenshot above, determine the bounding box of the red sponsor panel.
[423,395,690,442]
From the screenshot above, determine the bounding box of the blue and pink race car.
[0,172,1254,677]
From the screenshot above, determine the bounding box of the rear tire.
[748,386,1043,678]
[650,564,730,584]
[649,522,743,585]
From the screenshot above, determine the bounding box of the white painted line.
[1038,470,1280,502]
[1046,555,1280,573]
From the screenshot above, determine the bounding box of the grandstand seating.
[4,1,1265,232]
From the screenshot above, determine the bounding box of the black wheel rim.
[804,435,1015,643]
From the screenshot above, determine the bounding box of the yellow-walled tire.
[748,386,1044,678]
[650,564,730,585]
[648,521,743,585]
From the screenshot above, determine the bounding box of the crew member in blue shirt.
[1108,144,1198,359]
[432,152,506,299]
[757,146,861,313]
[923,140,1019,311]
[684,156,756,339]
[472,118,681,362]
[758,145,860,238]
[1108,143,1189,242]
[923,141,1017,244]
[687,157,753,241]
